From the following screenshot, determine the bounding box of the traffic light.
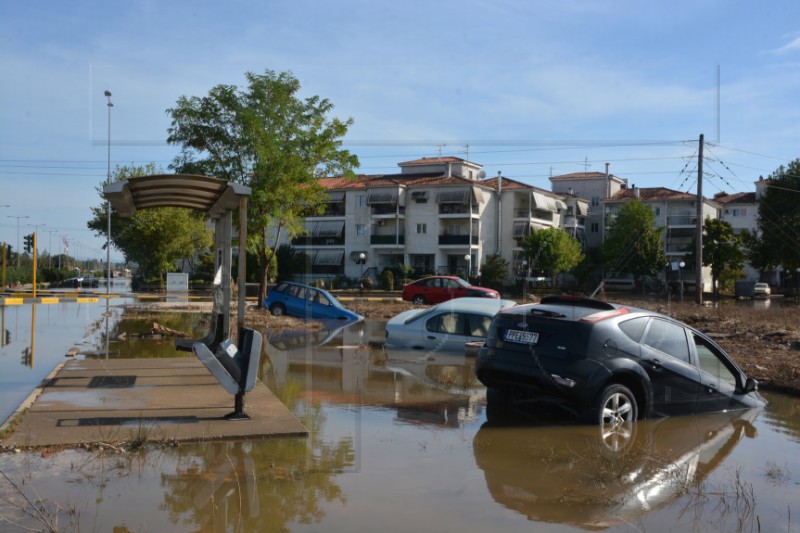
[23,233,33,253]
[21,347,31,367]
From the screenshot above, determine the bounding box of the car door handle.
[705,384,718,394]
[645,358,662,369]
[427,335,437,340]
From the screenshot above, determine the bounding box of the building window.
[416,223,427,234]
[356,224,366,236]
[357,195,366,208]
[591,196,600,207]
[731,208,746,217]
[590,222,599,233]
[654,207,661,216]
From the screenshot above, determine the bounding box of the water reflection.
[262,319,485,428]
[473,409,760,529]
[159,436,353,532]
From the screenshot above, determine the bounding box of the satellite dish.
[477,170,486,180]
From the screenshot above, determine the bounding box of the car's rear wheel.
[590,384,638,431]
[269,303,286,316]
[412,295,426,305]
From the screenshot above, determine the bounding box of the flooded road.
[1,302,799,532]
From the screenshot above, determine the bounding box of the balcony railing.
[371,205,405,216]
[439,204,478,215]
[290,235,345,246]
[370,235,405,245]
[438,235,479,245]
[667,215,697,226]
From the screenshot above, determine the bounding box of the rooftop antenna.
[717,63,719,144]
[583,157,591,172]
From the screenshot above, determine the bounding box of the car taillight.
[579,308,629,323]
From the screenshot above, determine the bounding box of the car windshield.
[453,277,471,287]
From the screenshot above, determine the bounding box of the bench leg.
[224,392,250,421]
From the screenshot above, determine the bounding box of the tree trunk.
[258,252,269,305]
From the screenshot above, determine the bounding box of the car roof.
[432,297,517,313]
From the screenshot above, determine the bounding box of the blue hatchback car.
[263,281,363,321]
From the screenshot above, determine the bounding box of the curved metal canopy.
[103,174,251,218]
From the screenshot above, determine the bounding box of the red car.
[401,276,500,305]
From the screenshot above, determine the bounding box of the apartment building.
[715,177,774,283]
[548,169,628,248]
[284,157,575,284]
[601,186,720,290]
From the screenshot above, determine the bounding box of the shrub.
[380,269,394,291]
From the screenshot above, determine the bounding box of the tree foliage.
[479,254,510,291]
[602,200,665,285]
[87,163,212,280]
[684,218,745,299]
[166,69,359,301]
[748,159,800,271]
[522,227,584,287]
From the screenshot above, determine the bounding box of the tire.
[269,303,286,317]
[412,295,427,305]
[590,384,638,431]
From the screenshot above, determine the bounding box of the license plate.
[503,329,539,345]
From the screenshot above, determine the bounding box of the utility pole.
[695,134,704,305]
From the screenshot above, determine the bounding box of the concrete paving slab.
[2,358,307,448]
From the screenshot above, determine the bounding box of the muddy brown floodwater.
[1,297,799,532]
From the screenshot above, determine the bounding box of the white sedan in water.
[385,297,518,352]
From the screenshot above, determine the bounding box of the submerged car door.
[639,318,702,416]
[691,333,743,413]
[424,311,467,351]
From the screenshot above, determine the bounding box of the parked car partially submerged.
[476,296,765,426]
[264,281,363,321]
[386,297,518,352]
[401,276,500,305]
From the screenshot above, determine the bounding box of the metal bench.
[192,327,263,420]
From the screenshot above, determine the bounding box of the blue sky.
[2,0,799,262]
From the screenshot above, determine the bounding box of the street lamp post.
[43,229,59,269]
[7,215,30,267]
[678,261,686,302]
[464,254,471,279]
[105,90,113,294]
[358,253,366,291]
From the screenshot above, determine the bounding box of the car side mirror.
[743,377,758,393]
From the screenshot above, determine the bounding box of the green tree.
[166,69,359,302]
[479,254,510,291]
[684,218,745,300]
[747,160,800,272]
[602,200,665,289]
[88,164,212,280]
[522,227,583,288]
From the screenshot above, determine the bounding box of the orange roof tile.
[714,192,757,205]
[606,187,704,202]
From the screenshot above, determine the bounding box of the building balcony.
[371,205,405,216]
[438,204,479,216]
[290,235,346,247]
[307,205,346,218]
[370,234,405,246]
[438,235,479,246]
[666,215,697,227]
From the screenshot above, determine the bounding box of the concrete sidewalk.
[1,358,307,448]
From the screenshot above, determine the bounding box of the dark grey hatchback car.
[476,296,765,425]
